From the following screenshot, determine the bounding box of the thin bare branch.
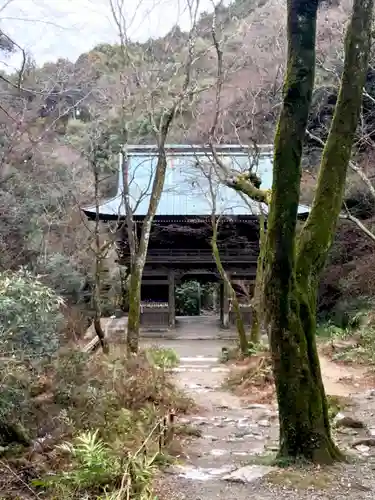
[306,128,375,199]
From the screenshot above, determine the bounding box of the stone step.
[169,355,229,373]
[179,356,218,363]
[171,366,229,373]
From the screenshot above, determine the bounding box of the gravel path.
[148,337,375,500]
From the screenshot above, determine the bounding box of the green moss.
[260,0,365,465]
[326,394,351,420]
[250,213,266,343]
[127,265,142,353]
[267,467,334,490]
[211,230,248,354]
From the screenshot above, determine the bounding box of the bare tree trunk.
[263,0,373,463]
[93,163,110,354]
[118,4,200,354]
[125,147,169,354]
[211,222,248,354]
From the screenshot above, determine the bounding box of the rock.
[237,418,251,428]
[253,433,266,440]
[244,403,272,411]
[334,412,366,429]
[258,419,271,427]
[192,416,208,423]
[368,428,375,438]
[167,464,236,481]
[234,430,250,439]
[178,417,190,424]
[210,449,228,457]
[204,435,218,441]
[213,422,226,428]
[227,436,245,442]
[355,444,370,454]
[250,427,264,439]
[223,464,275,483]
[336,427,358,435]
[352,438,375,448]
[249,443,266,455]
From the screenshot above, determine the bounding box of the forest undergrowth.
[0,346,193,500]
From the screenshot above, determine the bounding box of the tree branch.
[298,0,374,278]
[341,203,375,244]
[208,1,269,205]
[224,173,271,203]
[306,129,375,199]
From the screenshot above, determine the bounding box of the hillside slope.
[0,0,374,331]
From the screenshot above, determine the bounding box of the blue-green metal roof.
[83,145,310,218]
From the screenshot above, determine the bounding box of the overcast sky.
[0,0,228,71]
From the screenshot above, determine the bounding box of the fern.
[34,429,161,499]
[33,430,121,493]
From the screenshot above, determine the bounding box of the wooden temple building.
[83,144,310,329]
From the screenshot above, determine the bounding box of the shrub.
[36,252,87,303]
[146,346,180,369]
[39,348,193,446]
[0,268,64,446]
[175,280,201,316]
[25,349,192,498]
[34,428,160,499]
[224,353,274,403]
[0,267,64,360]
[33,430,122,496]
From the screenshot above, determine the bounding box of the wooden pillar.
[168,270,176,328]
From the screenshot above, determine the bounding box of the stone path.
[151,339,375,500]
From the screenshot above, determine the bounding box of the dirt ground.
[143,317,375,500]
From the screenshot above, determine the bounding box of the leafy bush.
[0,269,64,445]
[36,252,87,303]
[319,309,375,365]
[146,347,180,369]
[327,297,372,330]
[0,267,64,360]
[175,280,201,316]
[316,322,348,338]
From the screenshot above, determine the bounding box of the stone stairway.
[163,348,280,498]
[172,356,230,373]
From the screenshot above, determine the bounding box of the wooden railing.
[121,248,258,263]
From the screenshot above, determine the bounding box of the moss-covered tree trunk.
[126,149,169,354]
[263,0,373,463]
[250,211,266,344]
[126,259,143,353]
[211,223,248,354]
